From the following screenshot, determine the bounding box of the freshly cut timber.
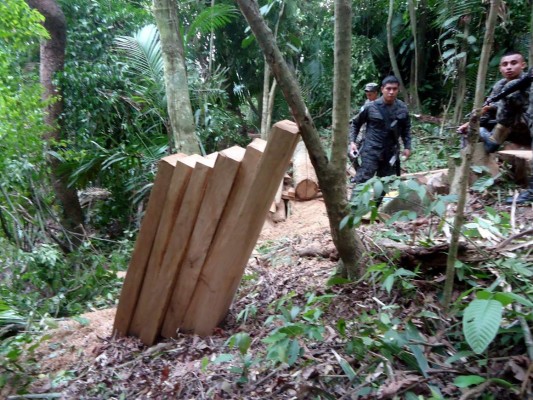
[292,140,319,200]
[113,153,186,338]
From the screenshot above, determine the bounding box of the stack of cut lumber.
[113,121,299,344]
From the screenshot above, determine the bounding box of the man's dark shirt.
[350,97,411,154]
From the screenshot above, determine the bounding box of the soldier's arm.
[349,106,368,144]
[401,111,412,157]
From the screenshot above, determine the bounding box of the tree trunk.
[407,0,421,112]
[443,0,500,309]
[260,1,284,139]
[452,17,471,125]
[261,60,272,139]
[386,0,407,99]
[530,0,533,67]
[153,0,199,154]
[28,0,84,250]
[236,0,365,278]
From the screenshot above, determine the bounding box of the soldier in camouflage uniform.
[348,82,379,180]
[349,75,412,189]
[458,51,530,153]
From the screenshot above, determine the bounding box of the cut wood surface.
[113,153,185,337]
[160,146,246,339]
[177,139,266,333]
[181,121,299,336]
[292,140,319,200]
[129,156,215,345]
[497,150,532,185]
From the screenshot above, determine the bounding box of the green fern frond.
[185,4,238,44]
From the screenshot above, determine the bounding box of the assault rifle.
[483,67,533,106]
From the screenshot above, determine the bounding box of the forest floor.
[6,190,533,399]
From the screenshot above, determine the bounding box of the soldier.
[458,51,530,153]
[509,82,533,204]
[349,75,412,200]
[348,82,379,179]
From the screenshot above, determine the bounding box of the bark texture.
[28,0,84,250]
[237,0,365,278]
[153,0,199,154]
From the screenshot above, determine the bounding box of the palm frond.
[185,4,238,45]
[114,24,164,86]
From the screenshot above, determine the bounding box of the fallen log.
[292,141,319,200]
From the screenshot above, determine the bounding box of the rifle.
[483,67,533,106]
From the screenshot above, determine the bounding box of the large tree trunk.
[153,0,199,154]
[443,0,500,309]
[28,0,84,251]
[236,0,365,278]
[386,0,407,100]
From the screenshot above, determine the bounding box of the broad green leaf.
[332,349,356,382]
[278,324,305,337]
[287,339,300,365]
[453,375,486,388]
[212,353,233,364]
[463,299,503,354]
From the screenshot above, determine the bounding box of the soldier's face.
[365,91,378,101]
[381,83,399,104]
[499,54,526,80]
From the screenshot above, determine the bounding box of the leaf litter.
[14,197,533,398]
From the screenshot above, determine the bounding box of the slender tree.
[386,0,407,98]
[237,0,366,278]
[407,0,421,112]
[452,15,471,125]
[153,0,199,154]
[27,0,84,250]
[443,0,500,309]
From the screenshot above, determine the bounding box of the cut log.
[282,187,296,200]
[128,155,215,345]
[180,121,299,336]
[160,146,245,339]
[272,197,287,223]
[292,140,319,200]
[113,153,185,337]
[497,150,532,185]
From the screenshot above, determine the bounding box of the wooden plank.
[113,153,185,337]
[497,150,533,161]
[128,156,215,345]
[143,154,203,285]
[181,120,300,336]
[161,146,245,338]
[497,150,532,185]
[176,139,266,333]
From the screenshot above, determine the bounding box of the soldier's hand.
[403,149,411,159]
[349,142,358,155]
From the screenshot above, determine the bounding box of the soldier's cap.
[364,82,379,92]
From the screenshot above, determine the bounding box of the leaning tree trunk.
[443,0,500,309]
[153,0,199,154]
[28,0,84,251]
[237,0,365,278]
[386,0,407,100]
